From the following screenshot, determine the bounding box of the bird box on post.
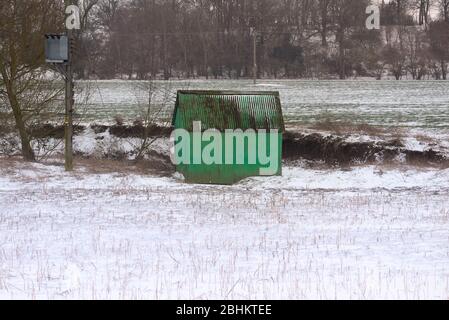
[45,34,69,64]
[44,32,74,171]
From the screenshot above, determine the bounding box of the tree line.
[71,0,449,80]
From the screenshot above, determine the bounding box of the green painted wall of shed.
[175,132,282,185]
[172,91,285,185]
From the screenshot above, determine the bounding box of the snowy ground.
[2,79,448,299]
[1,158,449,300]
[77,80,449,130]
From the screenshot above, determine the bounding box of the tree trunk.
[442,61,447,80]
[397,0,402,24]
[162,33,169,80]
[418,0,424,25]
[337,30,345,80]
[445,3,449,22]
[320,1,329,47]
[321,24,328,47]
[5,80,35,161]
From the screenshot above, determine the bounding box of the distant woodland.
[1,0,449,81]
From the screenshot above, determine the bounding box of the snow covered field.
[1,158,449,300]
[77,80,449,131]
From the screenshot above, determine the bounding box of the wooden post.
[65,29,74,171]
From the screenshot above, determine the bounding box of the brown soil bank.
[283,132,448,166]
[2,124,448,167]
[26,124,172,139]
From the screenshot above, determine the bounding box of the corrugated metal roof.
[172,90,285,132]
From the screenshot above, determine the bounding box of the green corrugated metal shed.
[172,90,285,185]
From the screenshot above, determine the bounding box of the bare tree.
[383,44,407,80]
[415,0,433,26]
[404,28,428,79]
[70,0,100,79]
[0,0,64,161]
[132,81,174,160]
[331,0,371,79]
[317,0,334,47]
[428,20,449,79]
[438,0,449,21]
